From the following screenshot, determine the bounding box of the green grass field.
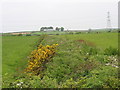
[57,32,118,49]
[32,31,68,35]
[2,36,41,75]
[2,32,119,88]
[39,32,118,49]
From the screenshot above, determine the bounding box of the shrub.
[80,45,99,56]
[26,34,31,36]
[8,75,59,88]
[88,66,119,88]
[18,34,22,36]
[25,44,58,75]
[75,32,81,34]
[104,47,118,55]
[68,32,74,34]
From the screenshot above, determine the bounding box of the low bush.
[68,32,74,34]
[26,34,31,36]
[25,44,58,76]
[75,32,81,34]
[104,47,118,55]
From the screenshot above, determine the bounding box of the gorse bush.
[25,44,58,75]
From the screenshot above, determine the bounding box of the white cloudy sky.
[1,0,119,33]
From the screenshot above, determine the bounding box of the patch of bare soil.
[77,39,95,47]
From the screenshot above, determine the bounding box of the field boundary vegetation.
[2,32,119,88]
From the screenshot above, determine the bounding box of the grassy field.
[2,32,119,88]
[55,32,118,49]
[32,31,68,35]
[2,36,41,75]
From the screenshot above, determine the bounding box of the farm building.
[11,32,31,35]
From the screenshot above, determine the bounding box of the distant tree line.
[55,27,64,31]
[40,26,64,31]
[40,27,53,31]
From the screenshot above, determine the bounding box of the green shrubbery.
[75,32,81,34]
[104,46,118,55]
[5,66,119,88]
[26,34,31,36]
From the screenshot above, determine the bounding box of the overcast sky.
[1,0,119,33]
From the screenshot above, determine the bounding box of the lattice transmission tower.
[106,11,112,31]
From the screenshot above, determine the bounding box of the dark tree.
[55,27,59,31]
[40,27,45,31]
[88,28,92,33]
[49,26,53,29]
[61,27,64,31]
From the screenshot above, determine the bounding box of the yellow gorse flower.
[25,44,58,75]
